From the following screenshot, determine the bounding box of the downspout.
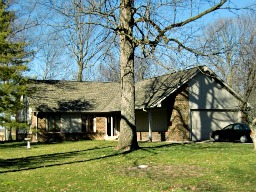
[189,109,193,141]
[148,110,152,142]
[111,116,113,137]
[34,112,38,141]
[188,84,193,141]
[143,108,152,142]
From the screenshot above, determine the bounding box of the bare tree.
[237,15,256,118]
[97,50,120,82]
[59,0,108,81]
[199,14,256,120]
[16,0,112,81]
[96,34,120,82]
[33,34,72,80]
[97,52,160,83]
[10,0,71,80]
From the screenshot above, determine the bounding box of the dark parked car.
[211,123,252,143]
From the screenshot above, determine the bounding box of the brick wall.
[137,132,165,141]
[165,86,190,141]
[94,117,106,140]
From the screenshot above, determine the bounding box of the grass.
[0,140,256,192]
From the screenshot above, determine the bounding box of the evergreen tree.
[0,1,28,140]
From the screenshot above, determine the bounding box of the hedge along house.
[25,66,248,142]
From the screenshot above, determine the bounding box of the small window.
[48,115,61,132]
[234,124,241,130]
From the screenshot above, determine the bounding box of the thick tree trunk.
[252,133,256,151]
[251,118,256,150]
[117,0,139,151]
[77,60,83,82]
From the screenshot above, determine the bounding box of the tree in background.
[58,0,108,81]
[97,48,158,82]
[33,33,71,80]
[199,14,256,121]
[0,1,29,140]
[10,0,108,81]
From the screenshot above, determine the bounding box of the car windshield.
[223,125,233,130]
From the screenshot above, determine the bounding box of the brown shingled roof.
[29,66,224,112]
[28,80,121,112]
[135,66,199,109]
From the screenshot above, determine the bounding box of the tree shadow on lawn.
[0,141,30,149]
[0,144,118,174]
[0,143,178,173]
[0,141,62,149]
[0,142,225,174]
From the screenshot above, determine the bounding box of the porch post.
[105,117,108,137]
[93,116,96,132]
[111,116,114,137]
[148,109,152,142]
[5,127,7,141]
[35,112,38,141]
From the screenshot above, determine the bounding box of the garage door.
[191,110,239,141]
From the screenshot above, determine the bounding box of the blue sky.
[21,0,256,80]
[203,0,255,23]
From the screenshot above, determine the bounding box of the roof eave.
[149,69,201,108]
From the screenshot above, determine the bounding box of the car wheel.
[240,135,248,143]
[214,134,220,141]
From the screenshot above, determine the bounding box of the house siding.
[189,73,241,109]
[28,112,110,142]
[136,108,168,141]
[62,113,81,133]
[136,108,168,132]
[189,73,242,140]
[190,110,240,141]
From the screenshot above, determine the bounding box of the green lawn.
[0,140,255,192]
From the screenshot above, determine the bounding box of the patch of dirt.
[122,164,206,181]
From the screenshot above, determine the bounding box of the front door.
[106,115,120,137]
